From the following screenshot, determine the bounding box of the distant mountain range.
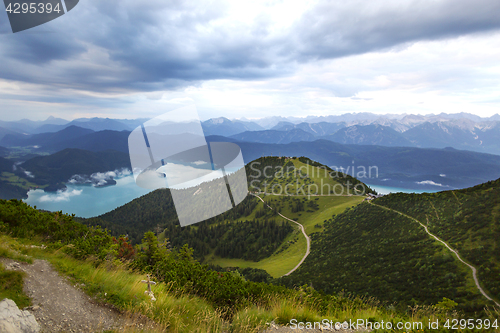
[0,116,148,135]
[225,139,500,190]
[231,128,316,144]
[32,117,148,134]
[1,121,499,193]
[0,126,130,154]
[325,124,414,146]
[1,111,500,199]
[2,112,500,154]
[272,121,346,136]
[204,113,500,155]
[231,116,500,155]
[201,117,264,136]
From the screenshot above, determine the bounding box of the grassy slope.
[0,234,453,333]
[204,158,365,277]
[2,189,494,331]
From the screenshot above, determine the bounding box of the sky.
[1,0,500,121]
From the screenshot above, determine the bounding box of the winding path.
[370,202,500,307]
[249,193,311,276]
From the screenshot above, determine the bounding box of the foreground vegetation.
[1,198,487,332]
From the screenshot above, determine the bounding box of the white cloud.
[39,189,83,202]
[68,168,131,187]
[24,170,34,178]
[416,180,449,187]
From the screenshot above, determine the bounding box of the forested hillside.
[83,190,289,262]
[20,148,131,186]
[281,179,500,314]
[374,179,500,304]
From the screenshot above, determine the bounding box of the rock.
[6,262,21,270]
[0,298,40,333]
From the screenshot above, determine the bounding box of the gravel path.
[1,258,149,332]
[370,202,500,307]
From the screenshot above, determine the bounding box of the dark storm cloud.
[1,0,500,94]
[2,34,85,64]
[291,0,500,60]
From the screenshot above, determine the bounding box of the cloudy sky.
[1,0,500,121]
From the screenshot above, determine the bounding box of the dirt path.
[250,193,311,277]
[1,258,140,333]
[370,202,500,308]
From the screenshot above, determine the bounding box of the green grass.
[262,195,364,235]
[0,235,34,263]
[205,228,306,277]
[204,195,364,277]
[0,262,31,308]
[0,236,33,308]
[23,249,226,332]
[256,159,348,196]
[0,172,47,190]
[0,234,472,333]
[152,157,368,278]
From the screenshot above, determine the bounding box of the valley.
[1,115,500,330]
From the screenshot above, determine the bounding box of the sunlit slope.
[247,157,373,196]
[204,195,364,277]
[203,157,367,277]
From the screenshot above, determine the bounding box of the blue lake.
[23,164,243,218]
[23,174,448,218]
[24,175,153,218]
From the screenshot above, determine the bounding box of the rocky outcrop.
[0,298,40,333]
